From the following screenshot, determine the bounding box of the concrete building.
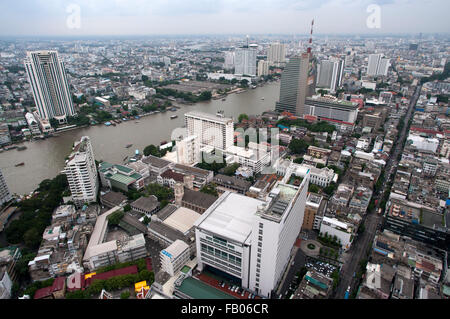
[367,54,390,77]
[316,58,344,93]
[267,43,286,67]
[223,51,235,70]
[304,95,358,124]
[319,217,354,250]
[195,176,309,298]
[160,240,190,276]
[257,60,270,77]
[175,135,200,166]
[234,47,257,76]
[25,112,41,135]
[302,193,327,231]
[24,50,75,121]
[62,136,98,207]
[275,52,316,116]
[224,145,271,174]
[185,111,234,151]
[0,168,12,206]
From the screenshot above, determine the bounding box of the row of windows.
[200,243,242,266]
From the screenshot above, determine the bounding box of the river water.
[0,81,280,195]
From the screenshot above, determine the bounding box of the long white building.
[194,175,309,298]
[24,50,75,121]
[367,53,390,76]
[185,111,234,151]
[62,136,99,207]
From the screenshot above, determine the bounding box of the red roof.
[85,265,138,286]
[160,169,184,182]
[320,117,354,126]
[34,277,66,299]
[410,127,440,135]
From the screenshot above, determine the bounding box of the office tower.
[0,168,12,206]
[367,54,390,76]
[275,52,316,116]
[224,51,235,70]
[267,43,286,66]
[184,111,234,151]
[235,46,257,76]
[316,58,344,93]
[257,60,270,77]
[63,136,99,207]
[24,51,75,121]
[194,177,309,298]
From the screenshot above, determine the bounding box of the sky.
[0,0,449,36]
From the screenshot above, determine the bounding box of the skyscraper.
[316,58,345,93]
[267,42,286,67]
[257,60,270,77]
[367,54,390,76]
[24,50,75,121]
[63,136,99,207]
[275,52,316,116]
[0,168,12,206]
[235,46,257,77]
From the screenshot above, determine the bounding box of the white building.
[235,47,257,77]
[319,216,353,250]
[224,145,271,174]
[294,164,336,187]
[25,112,41,135]
[185,111,234,151]
[267,43,286,66]
[0,269,12,299]
[407,134,439,153]
[62,136,99,207]
[367,54,390,76]
[0,168,12,206]
[175,135,200,166]
[257,60,270,77]
[24,51,75,120]
[194,176,309,298]
[224,51,235,70]
[316,58,344,93]
[160,240,190,276]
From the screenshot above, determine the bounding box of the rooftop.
[163,207,202,235]
[176,276,236,299]
[194,192,264,244]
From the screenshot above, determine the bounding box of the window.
[258,236,263,241]
[257,248,261,253]
[259,229,263,235]
[258,242,262,247]
[257,253,261,258]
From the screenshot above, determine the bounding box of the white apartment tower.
[63,136,99,207]
[235,47,257,76]
[224,51,235,70]
[194,175,309,298]
[267,43,286,66]
[176,135,200,166]
[367,54,390,76]
[316,58,345,93]
[24,51,76,121]
[184,111,234,151]
[0,168,12,206]
[257,60,270,77]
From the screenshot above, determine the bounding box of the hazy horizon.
[0,0,449,37]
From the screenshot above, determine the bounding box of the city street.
[333,85,421,298]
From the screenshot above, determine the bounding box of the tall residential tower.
[24,50,75,122]
[63,136,99,207]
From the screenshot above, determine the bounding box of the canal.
[0,81,280,195]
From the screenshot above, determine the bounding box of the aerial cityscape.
[0,0,449,308]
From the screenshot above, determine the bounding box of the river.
[0,81,280,195]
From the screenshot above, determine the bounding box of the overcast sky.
[0,0,449,36]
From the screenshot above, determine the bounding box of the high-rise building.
[367,54,390,76]
[194,177,309,298]
[0,168,12,206]
[224,51,235,70]
[267,43,286,66]
[24,51,75,121]
[316,58,344,93]
[235,47,257,76]
[257,60,270,77]
[275,52,316,116]
[63,136,99,207]
[184,111,234,151]
[175,135,200,166]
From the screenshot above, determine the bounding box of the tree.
[240,79,249,88]
[120,291,130,299]
[289,138,309,154]
[293,157,304,164]
[143,144,160,157]
[199,91,212,101]
[23,228,41,249]
[308,184,320,193]
[200,183,219,197]
[238,113,249,123]
[107,210,125,226]
[223,163,240,176]
[124,204,131,212]
[49,118,59,128]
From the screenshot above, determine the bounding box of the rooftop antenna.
[307,19,314,54]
